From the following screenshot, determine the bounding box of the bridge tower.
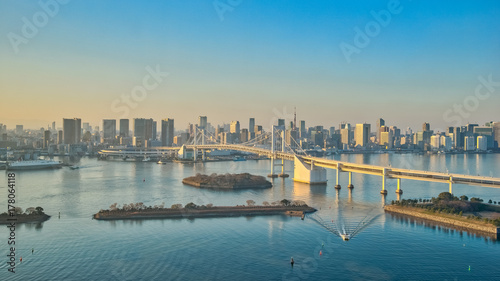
[193,125,198,162]
[268,126,279,178]
[278,128,289,178]
[201,128,206,162]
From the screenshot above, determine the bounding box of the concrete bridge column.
[380,168,388,194]
[348,171,354,189]
[449,176,453,194]
[395,178,403,194]
[334,164,341,190]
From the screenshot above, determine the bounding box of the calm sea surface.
[1,153,499,280]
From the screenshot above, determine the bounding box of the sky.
[1,0,499,132]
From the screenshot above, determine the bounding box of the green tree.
[280,199,291,206]
[460,195,468,201]
[185,202,197,209]
[35,206,44,215]
[437,192,454,201]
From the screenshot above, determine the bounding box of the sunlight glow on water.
[1,154,499,280]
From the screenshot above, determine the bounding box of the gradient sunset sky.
[1,0,499,132]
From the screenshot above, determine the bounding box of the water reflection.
[388,212,498,242]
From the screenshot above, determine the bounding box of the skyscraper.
[377,118,385,141]
[119,119,129,137]
[422,122,430,132]
[43,130,51,148]
[103,119,117,139]
[16,125,23,135]
[278,119,285,127]
[199,116,207,129]
[161,118,174,146]
[493,122,500,148]
[133,118,154,146]
[249,118,255,133]
[152,121,157,140]
[300,120,306,139]
[63,118,81,144]
[355,123,370,148]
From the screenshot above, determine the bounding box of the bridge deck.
[98,145,500,188]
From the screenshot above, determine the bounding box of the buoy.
[20,257,22,262]
[468,265,471,271]
[32,248,34,254]
[319,250,322,256]
[143,178,145,182]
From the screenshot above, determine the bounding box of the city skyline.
[1,1,499,130]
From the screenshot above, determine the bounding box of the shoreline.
[94,205,316,221]
[182,179,272,189]
[384,205,499,234]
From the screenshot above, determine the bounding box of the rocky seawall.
[94,206,316,220]
[384,205,499,234]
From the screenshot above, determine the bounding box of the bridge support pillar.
[395,178,403,194]
[334,165,341,190]
[268,157,278,178]
[292,157,327,184]
[380,168,388,194]
[347,171,354,189]
[449,176,453,194]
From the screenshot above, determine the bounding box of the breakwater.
[384,205,499,234]
[94,205,316,221]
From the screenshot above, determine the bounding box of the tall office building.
[161,118,174,146]
[63,118,81,144]
[43,130,51,148]
[152,121,157,140]
[278,119,285,127]
[119,119,129,137]
[300,120,306,139]
[249,118,255,133]
[341,128,351,148]
[199,116,207,129]
[51,121,56,131]
[58,130,63,144]
[230,121,240,142]
[493,122,500,148]
[16,125,23,135]
[82,122,90,132]
[103,119,117,139]
[422,122,430,132]
[240,128,249,143]
[355,123,371,148]
[133,118,154,146]
[377,118,385,141]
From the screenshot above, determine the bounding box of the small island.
[0,206,50,224]
[384,192,500,234]
[182,173,272,189]
[94,199,316,220]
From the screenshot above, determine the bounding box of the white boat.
[7,159,62,170]
[142,157,151,162]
